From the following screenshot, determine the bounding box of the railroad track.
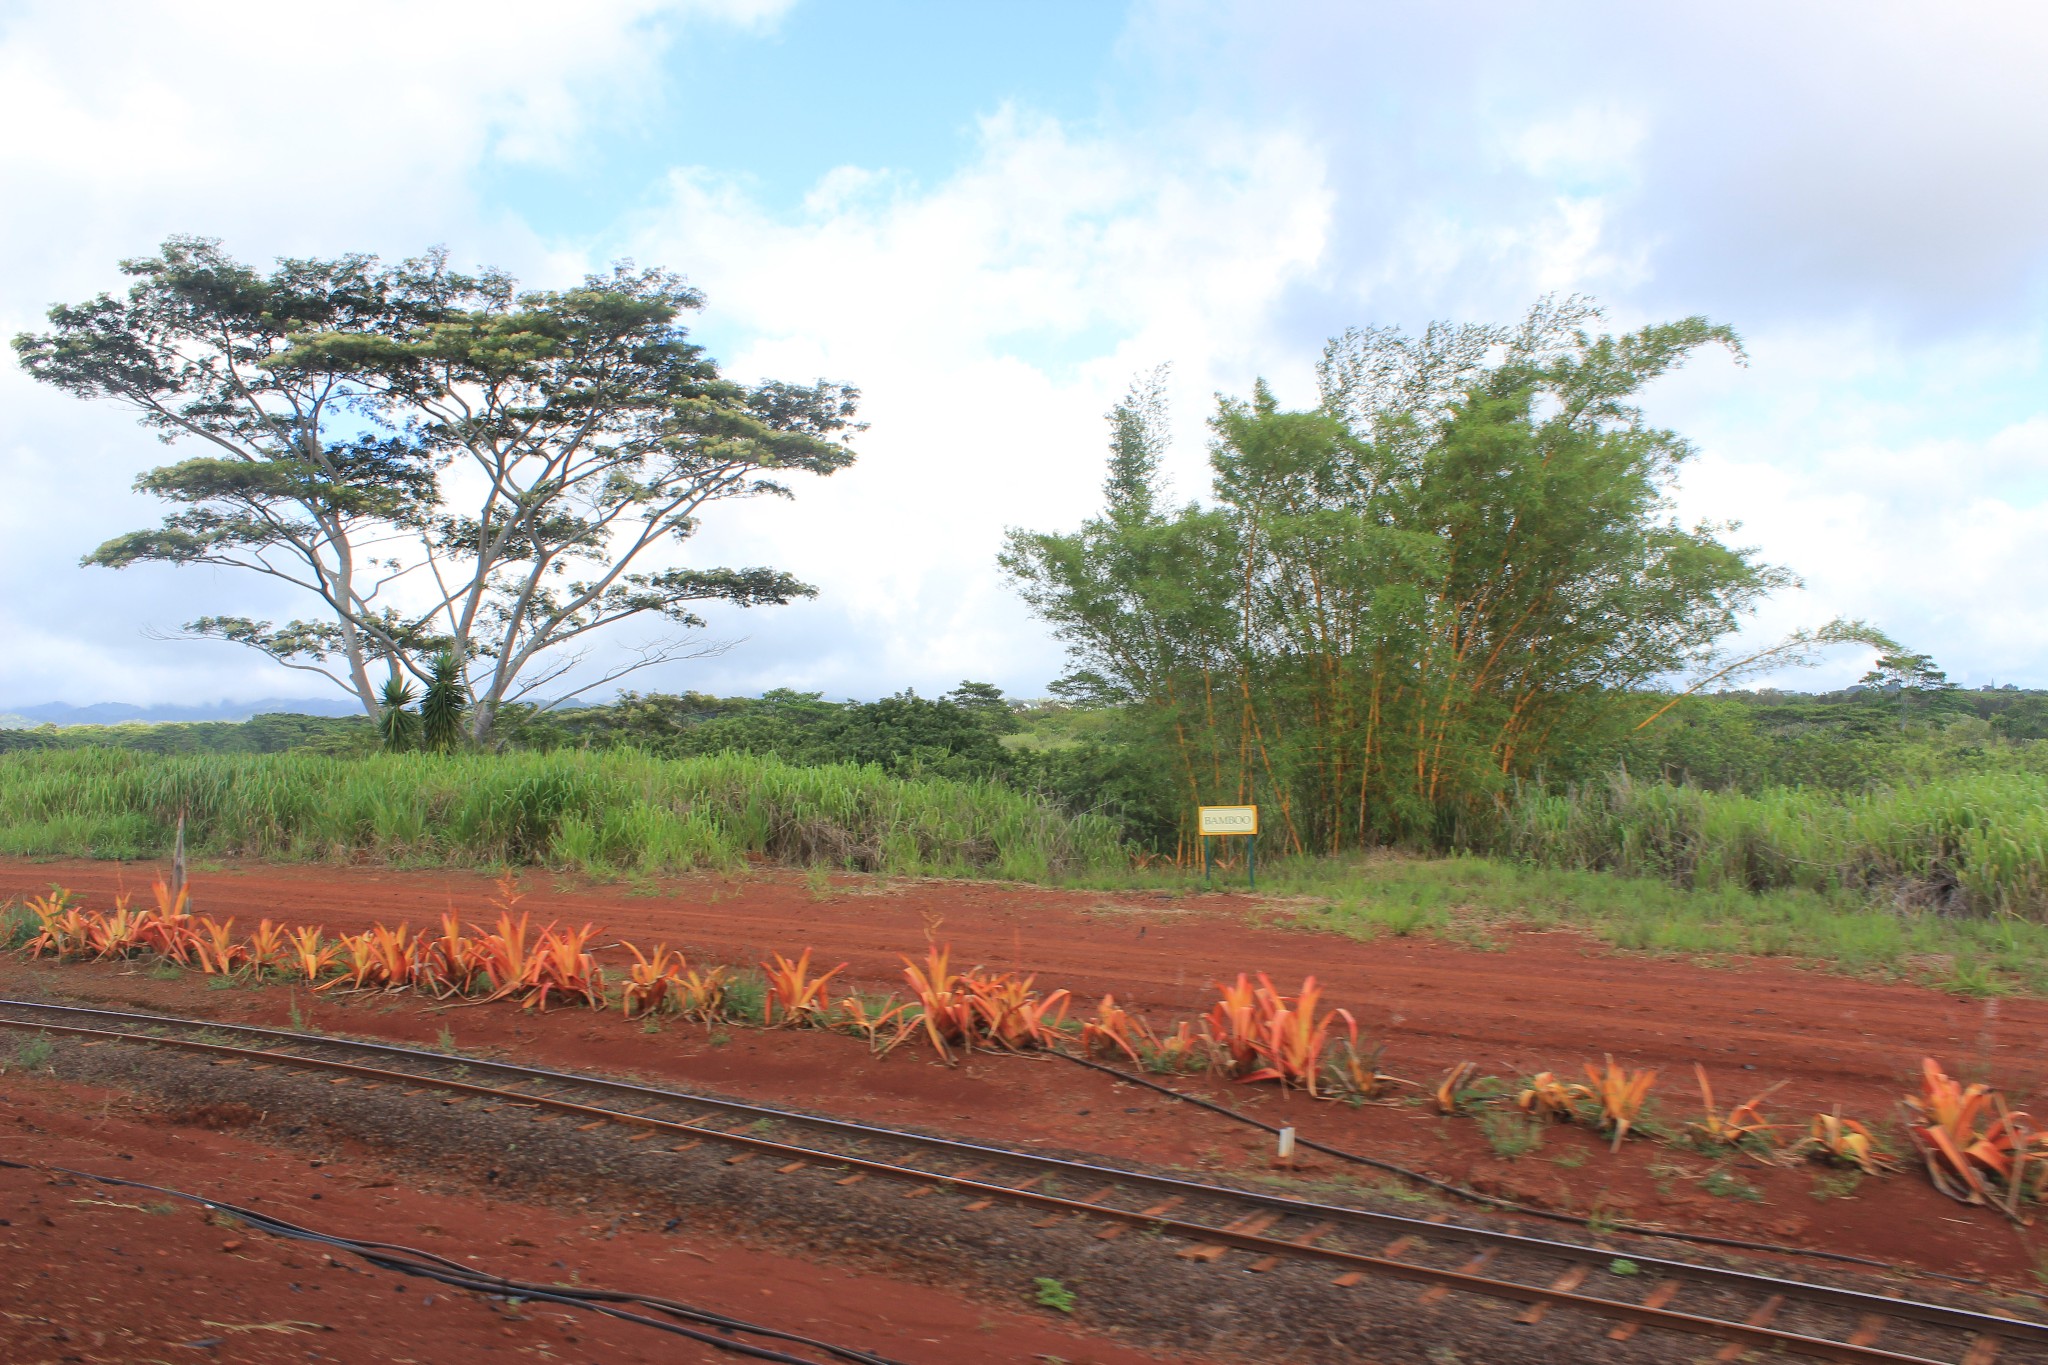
[2,995,2042,1365]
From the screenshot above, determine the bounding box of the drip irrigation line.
[0,1158,904,1365]
[1056,1052,1923,1275]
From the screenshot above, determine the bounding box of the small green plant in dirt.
[1478,1109,1544,1160]
[0,904,34,950]
[145,1201,177,1215]
[436,1026,458,1054]
[1435,1064,1504,1116]
[1032,1278,1076,1314]
[721,972,767,1024]
[1810,1169,1864,1202]
[11,1035,54,1072]
[1701,1169,1765,1203]
[148,962,182,981]
[1550,1147,1587,1168]
[1586,1209,1620,1236]
[1941,958,2004,999]
[1609,1258,1640,1277]
[709,1031,733,1048]
[804,864,834,899]
[641,1017,663,1034]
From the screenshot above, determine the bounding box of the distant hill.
[0,697,362,727]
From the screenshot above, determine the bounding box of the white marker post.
[1276,1126,1296,1166]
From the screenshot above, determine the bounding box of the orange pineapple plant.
[762,949,845,1027]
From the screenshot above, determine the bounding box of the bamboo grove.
[1003,300,1783,856]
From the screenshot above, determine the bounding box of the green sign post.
[1197,804,1259,890]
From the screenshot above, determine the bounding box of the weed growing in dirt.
[11,1035,53,1072]
[1609,1258,1640,1276]
[1701,1169,1765,1202]
[436,1026,458,1054]
[1478,1110,1544,1160]
[145,1201,176,1215]
[0,904,35,950]
[1550,1148,1587,1168]
[1941,958,2004,998]
[709,1031,733,1048]
[722,971,767,1023]
[1032,1278,1076,1314]
[148,962,181,980]
[1810,1169,1864,1202]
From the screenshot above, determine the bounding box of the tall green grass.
[1499,769,2048,919]
[0,748,1127,882]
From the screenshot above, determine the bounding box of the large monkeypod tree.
[15,236,859,743]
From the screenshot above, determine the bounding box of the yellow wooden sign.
[1197,804,1259,836]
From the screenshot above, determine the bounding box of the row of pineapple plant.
[9,880,2045,1220]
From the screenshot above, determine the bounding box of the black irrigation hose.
[1055,1052,1919,1274]
[0,1158,905,1365]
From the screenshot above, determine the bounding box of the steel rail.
[0,999,2037,1363]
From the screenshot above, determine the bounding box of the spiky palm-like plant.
[420,654,468,753]
[377,676,422,752]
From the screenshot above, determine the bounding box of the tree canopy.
[15,237,859,740]
[1003,299,1784,852]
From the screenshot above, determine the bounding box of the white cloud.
[3,0,2046,710]
[617,107,1333,697]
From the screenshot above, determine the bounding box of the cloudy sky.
[2,0,2044,711]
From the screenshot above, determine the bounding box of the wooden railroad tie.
[1248,1222,1334,1272]
[1099,1196,1183,1240]
[1515,1266,1588,1325]
[1334,1234,1416,1287]
[1418,1247,1497,1304]
[1607,1279,1678,1342]
[1961,1331,2006,1365]
[905,1165,986,1198]
[964,1174,1041,1212]
[1177,1211,1282,1262]
[1712,1294,1783,1363]
[1031,1186,1118,1229]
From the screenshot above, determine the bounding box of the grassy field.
[1074,851,2048,997]
[0,747,1126,882]
[3,746,2045,997]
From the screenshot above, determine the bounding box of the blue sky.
[2,0,2045,711]
[487,3,1131,236]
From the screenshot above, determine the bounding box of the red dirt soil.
[0,1070,1205,1365]
[4,858,2046,1290]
